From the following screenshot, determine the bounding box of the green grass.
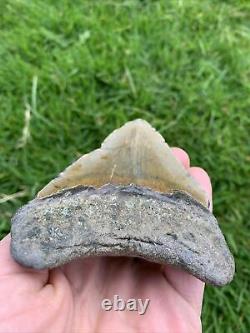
[0,0,249,331]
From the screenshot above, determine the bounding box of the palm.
[0,253,202,333]
[0,149,211,333]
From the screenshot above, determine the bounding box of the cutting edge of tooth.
[37,119,208,207]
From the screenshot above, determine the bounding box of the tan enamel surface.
[37,119,207,206]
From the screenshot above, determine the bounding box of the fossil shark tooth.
[10,119,235,286]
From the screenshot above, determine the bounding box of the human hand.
[0,148,212,333]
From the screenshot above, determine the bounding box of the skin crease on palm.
[0,148,213,333]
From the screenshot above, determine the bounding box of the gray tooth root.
[11,184,235,286]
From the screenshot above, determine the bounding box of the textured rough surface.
[11,184,235,286]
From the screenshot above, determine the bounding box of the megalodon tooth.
[10,119,235,286]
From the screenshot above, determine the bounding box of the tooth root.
[11,184,235,285]
[37,119,207,206]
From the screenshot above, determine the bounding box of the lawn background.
[0,1,249,332]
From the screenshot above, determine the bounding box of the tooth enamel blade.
[37,119,207,206]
